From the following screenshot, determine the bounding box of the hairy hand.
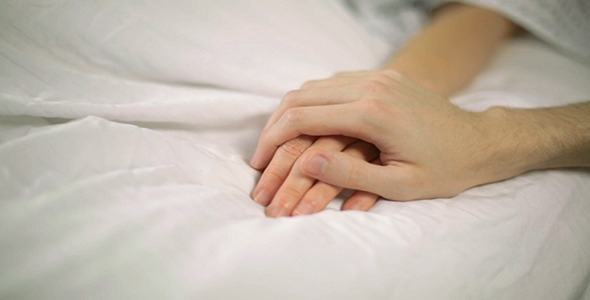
[251,70,519,201]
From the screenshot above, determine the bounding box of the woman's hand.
[251,135,380,217]
[251,70,525,201]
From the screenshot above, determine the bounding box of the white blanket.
[1,1,589,299]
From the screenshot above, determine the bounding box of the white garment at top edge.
[344,0,590,61]
[340,0,427,51]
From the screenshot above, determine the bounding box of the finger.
[341,158,382,211]
[332,70,421,98]
[266,70,412,133]
[250,103,378,169]
[264,136,355,217]
[263,85,362,132]
[299,150,401,199]
[333,70,383,78]
[300,71,401,91]
[290,181,341,216]
[251,135,315,205]
[341,190,380,211]
[264,170,316,218]
[292,141,379,216]
[334,69,409,82]
[299,69,409,90]
[261,72,408,145]
[299,76,363,90]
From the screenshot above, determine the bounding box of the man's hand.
[249,4,569,216]
[250,69,488,201]
[252,70,590,201]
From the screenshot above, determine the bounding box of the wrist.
[481,104,590,177]
[384,62,448,97]
[481,107,542,176]
[456,107,531,187]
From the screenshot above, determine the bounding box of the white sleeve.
[341,0,428,48]
[421,0,590,60]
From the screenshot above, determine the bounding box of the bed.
[1,1,589,299]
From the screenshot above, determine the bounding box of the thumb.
[300,151,392,198]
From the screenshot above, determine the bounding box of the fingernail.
[293,202,314,216]
[250,153,260,169]
[253,189,271,206]
[346,202,363,211]
[267,206,289,218]
[305,155,327,176]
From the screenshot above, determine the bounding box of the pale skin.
[250,4,590,217]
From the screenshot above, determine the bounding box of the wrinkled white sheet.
[1,1,589,299]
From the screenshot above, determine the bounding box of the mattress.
[1,1,589,299]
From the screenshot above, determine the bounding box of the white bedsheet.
[1,1,589,299]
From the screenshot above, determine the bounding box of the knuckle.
[282,90,300,106]
[356,98,382,116]
[301,199,318,209]
[277,137,311,159]
[279,185,302,200]
[348,99,388,139]
[372,74,393,84]
[261,168,288,188]
[283,107,304,125]
[300,80,316,89]
[275,187,303,209]
[382,69,404,80]
[344,161,363,186]
[360,80,387,94]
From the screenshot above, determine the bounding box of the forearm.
[484,102,590,180]
[385,4,520,97]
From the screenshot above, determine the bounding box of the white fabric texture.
[1,1,590,299]
[427,0,590,60]
[348,0,590,60]
[341,0,427,50]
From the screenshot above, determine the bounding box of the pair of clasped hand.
[249,70,508,217]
